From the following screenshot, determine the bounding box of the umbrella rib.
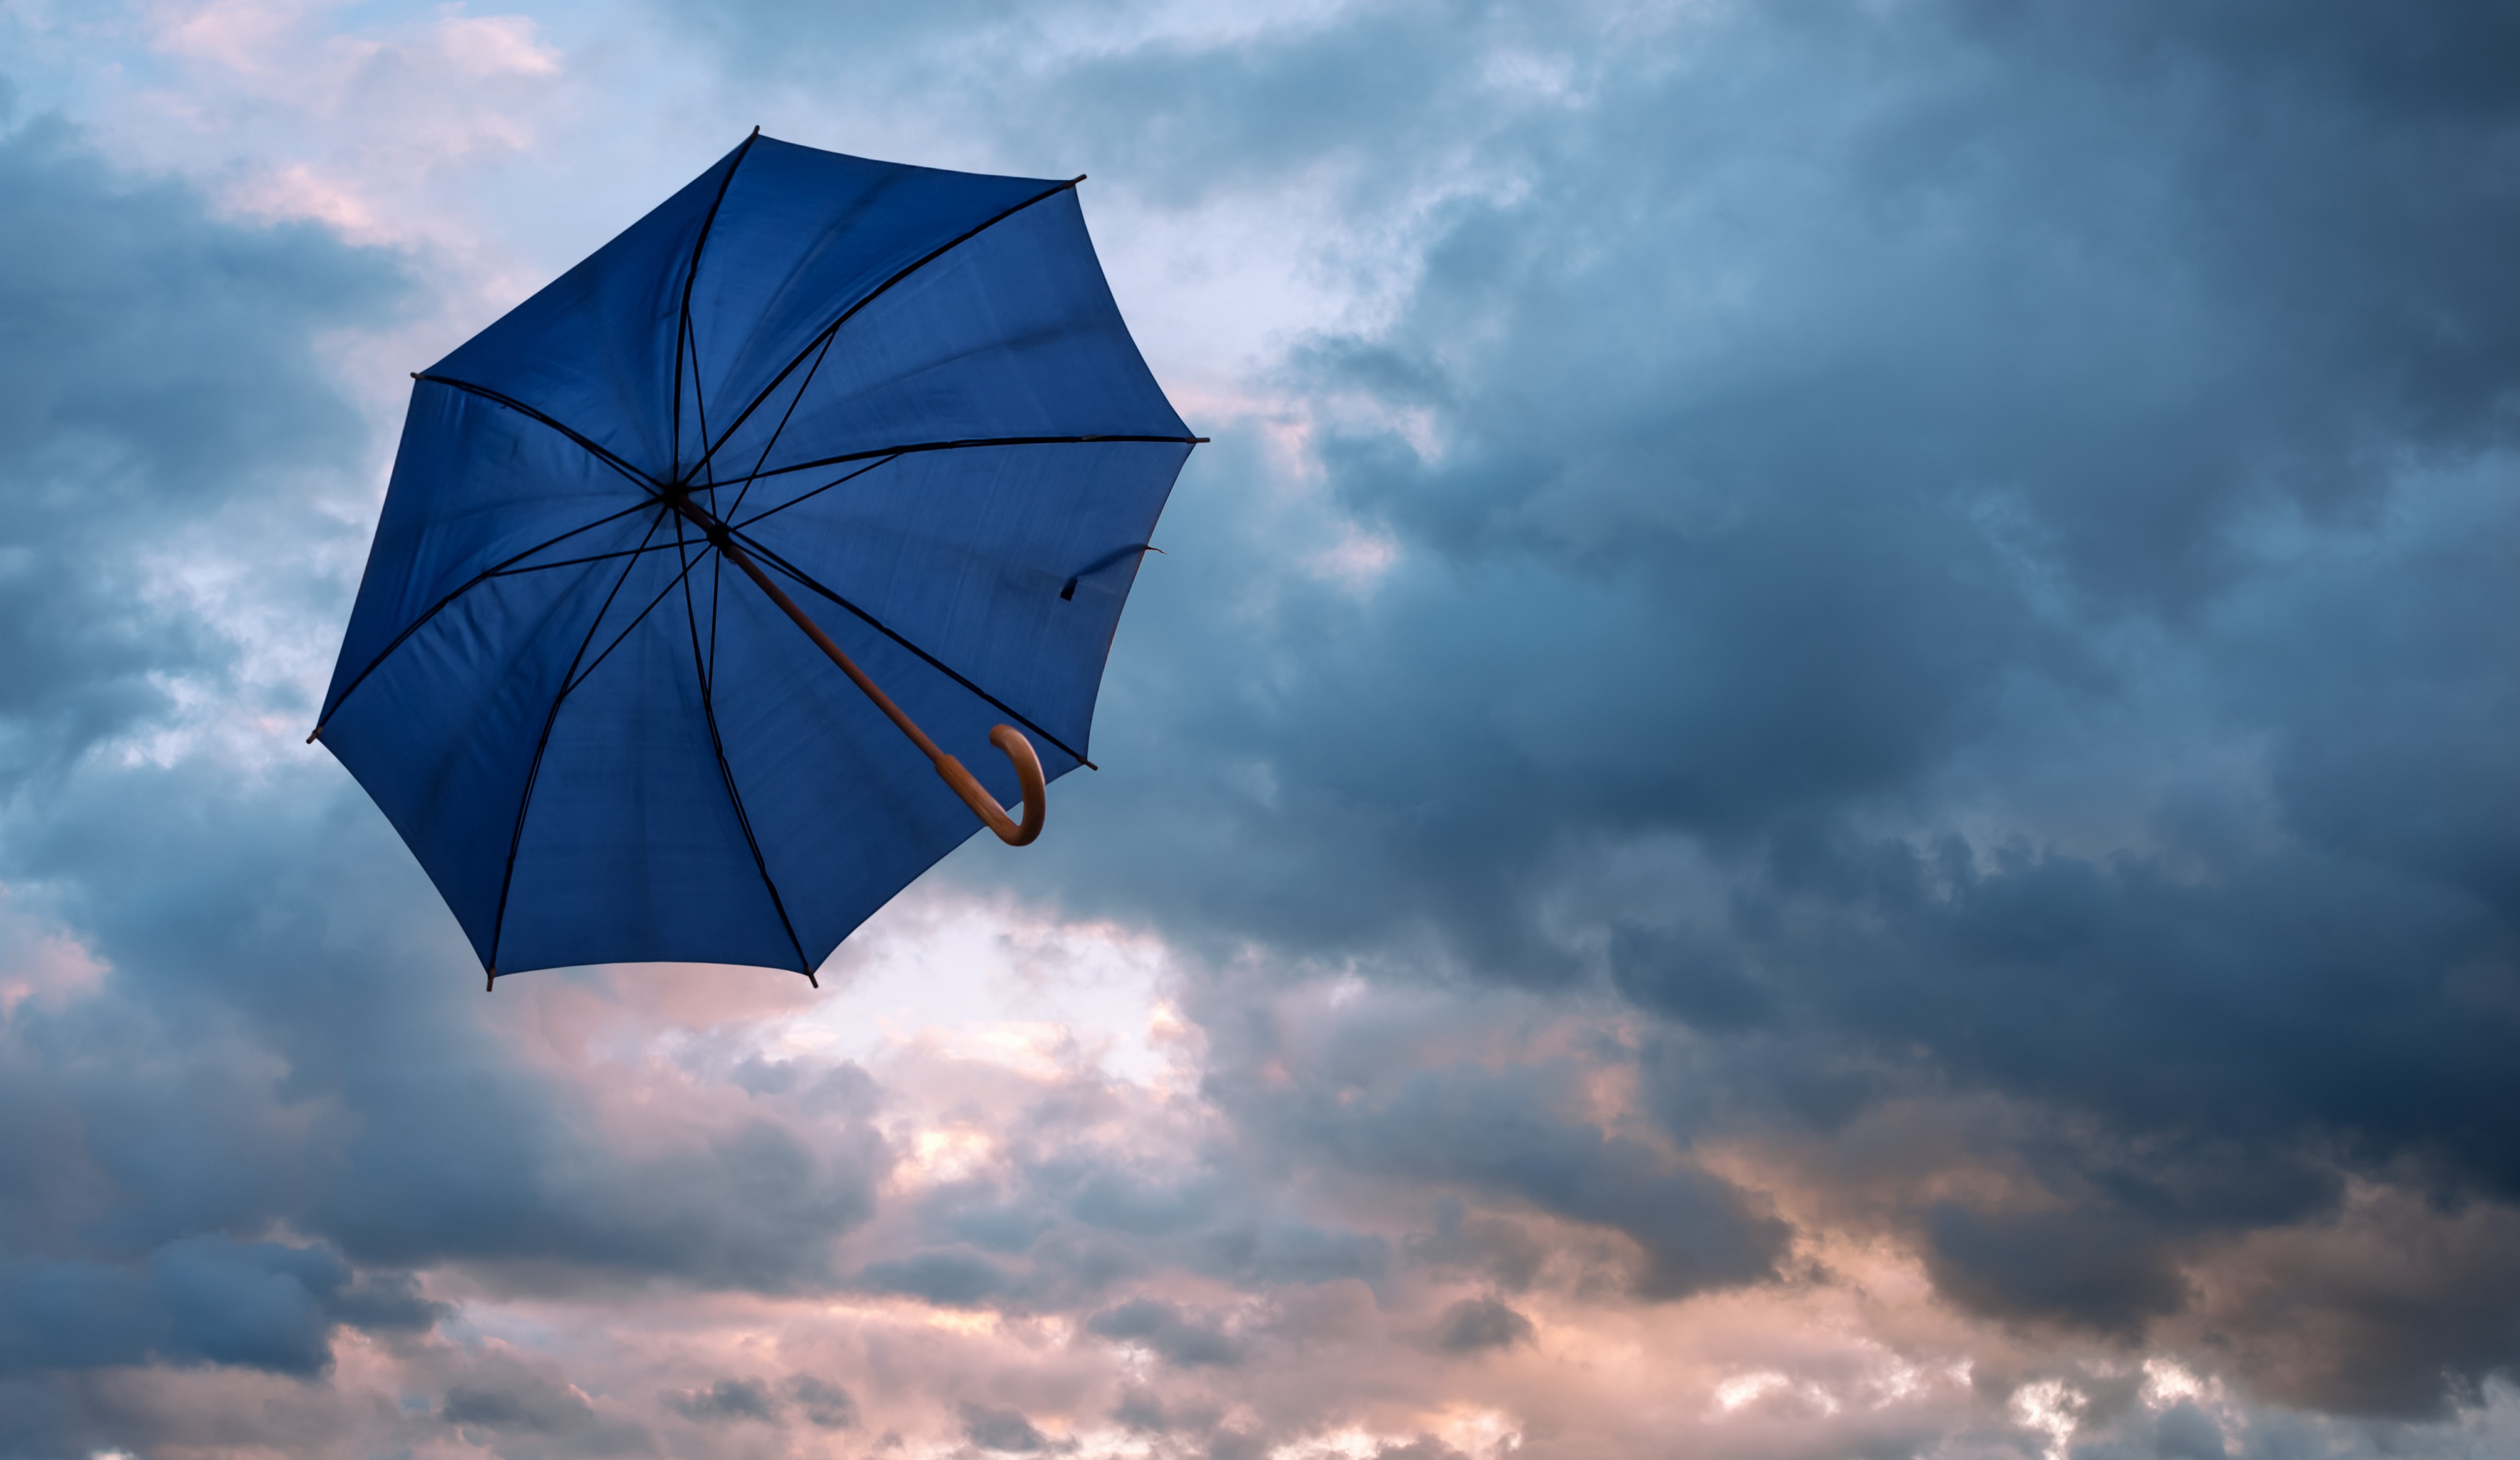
[485,540,689,578]
[412,374,662,491]
[726,453,898,531]
[672,515,815,982]
[688,323,801,924]
[727,525,1093,769]
[486,508,687,979]
[687,313,723,511]
[683,174,1087,484]
[708,432,1209,498]
[557,544,714,701]
[720,323,837,523]
[674,128,762,481]
[309,499,656,739]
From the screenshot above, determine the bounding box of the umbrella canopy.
[311,133,1201,985]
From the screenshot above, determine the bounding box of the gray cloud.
[0,100,897,1451]
[788,1375,859,1428]
[1428,1295,1532,1355]
[1086,1296,1244,1368]
[444,1353,656,1456]
[960,1399,1061,1453]
[0,108,402,790]
[7,0,2520,1449]
[1203,1033,1787,1300]
[852,1248,1021,1308]
[801,0,2520,1409]
[6,767,894,1295]
[667,1377,778,1423]
[663,0,2520,1414]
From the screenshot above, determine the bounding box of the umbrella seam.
[724,452,898,531]
[674,129,762,482]
[711,432,1205,496]
[312,498,655,735]
[681,173,1087,484]
[412,374,661,489]
[672,509,815,979]
[687,305,724,510]
[728,525,1092,768]
[483,540,688,578]
[721,325,836,523]
[488,507,690,977]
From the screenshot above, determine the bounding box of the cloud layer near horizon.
[4,2,2520,1458]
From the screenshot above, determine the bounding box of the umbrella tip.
[409,372,419,379]
[304,726,320,744]
[485,968,496,992]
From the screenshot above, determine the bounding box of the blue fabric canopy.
[314,134,1199,982]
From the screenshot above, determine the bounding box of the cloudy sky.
[6,2,2520,1457]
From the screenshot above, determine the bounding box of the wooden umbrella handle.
[935,725,1046,846]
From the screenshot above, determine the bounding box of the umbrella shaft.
[667,499,948,764]
[666,496,1045,847]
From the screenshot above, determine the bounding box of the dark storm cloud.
[0,763,897,1452]
[1046,0,2520,956]
[659,1373,856,1433]
[443,1352,656,1456]
[852,1248,1021,1307]
[1403,1199,1549,1293]
[1192,1220,1391,1290]
[679,0,2520,1415]
[6,766,895,1287]
[0,104,432,1410]
[831,1031,1771,1369]
[0,107,902,1458]
[0,107,398,789]
[1427,1295,1532,1355]
[0,1237,435,1376]
[788,1375,859,1428]
[960,1400,1059,1453]
[667,1377,778,1423]
[1085,1296,1244,1368]
[1216,1051,1785,1298]
[858,1165,1394,1316]
[1,0,2513,1446]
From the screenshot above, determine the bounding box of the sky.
[2,1,2519,1458]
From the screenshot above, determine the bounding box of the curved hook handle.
[933,723,1047,846]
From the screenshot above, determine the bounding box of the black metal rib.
[728,454,898,532]
[674,129,761,479]
[484,539,691,579]
[687,309,721,505]
[701,433,1208,498]
[721,324,836,523]
[486,507,682,976]
[319,370,686,738]
[672,514,812,980]
[312,499,655,736]
[682,175,1088,484]
[558,540,714,699]
[728,525,1092,767]
[716,279,861,523]
[413,374,660,492]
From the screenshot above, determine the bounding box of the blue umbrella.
[309,132,1203,988]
